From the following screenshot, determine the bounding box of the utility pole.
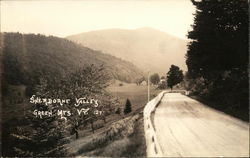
[148,71,150,102]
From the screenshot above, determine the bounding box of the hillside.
[2,33,144,89]
[67,27,187,75]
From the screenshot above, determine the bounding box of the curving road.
[153,93,249,157]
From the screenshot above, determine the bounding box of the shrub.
[124,99,132,114]
[115,107,121,115]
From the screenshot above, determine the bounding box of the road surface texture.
[153,93,249,157]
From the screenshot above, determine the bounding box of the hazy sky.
[1,0,196,39]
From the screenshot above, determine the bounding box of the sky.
[1,0,196,39]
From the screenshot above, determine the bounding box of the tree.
[167,65,184,90]
[2,79,69,157]
[124,99,132,114]
[187,0,248,79]
[186,0,248,120]
[56,65,112,133]
[2,65,114,156]
[150,73,160,85]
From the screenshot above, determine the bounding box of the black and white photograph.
[0,0,249,157]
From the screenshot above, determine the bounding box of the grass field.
[107,82,162,112]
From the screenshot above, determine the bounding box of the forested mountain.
[67,27,187,75]
[2,32,144,94]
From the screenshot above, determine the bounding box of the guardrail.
[143,91,166,157]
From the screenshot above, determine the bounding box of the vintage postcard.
[0,0,249,157]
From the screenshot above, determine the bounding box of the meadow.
[107,81,162,112]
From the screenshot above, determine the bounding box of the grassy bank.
[67,113,146,157]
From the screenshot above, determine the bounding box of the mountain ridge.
[2,32,144,89]
[67,28,188,75]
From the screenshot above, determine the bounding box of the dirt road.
[153,93,249,157]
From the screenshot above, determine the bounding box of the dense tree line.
[186,0,248,120]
